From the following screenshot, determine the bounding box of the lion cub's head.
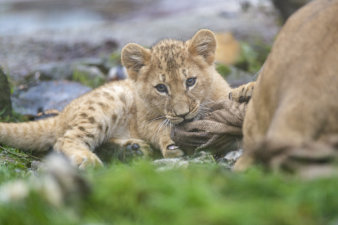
[121,29,217,124]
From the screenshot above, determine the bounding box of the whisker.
[148,116,166,122]
[202,99,216,105]
[165,119,171,129]
[198,106,210,112]
[169,120,173,131]
[155,119,166,137]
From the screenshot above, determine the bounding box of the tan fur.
[234,0,338,171]
[0,29,253,168]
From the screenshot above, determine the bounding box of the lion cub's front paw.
[115,138,154,157]
[229,82,255,103]
[162,144,184,158]
[123,139,154,159]
[69,150,103,169]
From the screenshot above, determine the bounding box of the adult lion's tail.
[0,117,61,152]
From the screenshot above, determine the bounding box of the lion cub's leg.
[159,135,185,158]
[109,138,153,157]
[54,130,103,169]
[229,81,255,103]
[150,120,184,158]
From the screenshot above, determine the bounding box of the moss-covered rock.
[72,65,106,88]
[0,68,12,118]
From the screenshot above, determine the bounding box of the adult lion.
[235,0,338,177]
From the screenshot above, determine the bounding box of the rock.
[225,66,256,87]
[79,57,109,74]
[217,149,243,168]
[153,151,219,171]
[0,68,12,117]
[32,62,73,81]
[11,81,91,115]
[24,57,113,85]
[153,158,189,171]
[107,66,127,81]
[0,37,117,82]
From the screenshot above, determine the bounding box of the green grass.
[72,69,105,88]
[0,146,38,182]
[235,41,271,74]
[216,64,231,78]
[0,160,337,225]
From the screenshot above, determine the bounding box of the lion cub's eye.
[155,84,168,93]
[186,77,196,87]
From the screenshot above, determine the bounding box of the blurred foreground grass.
[0,158,337,225]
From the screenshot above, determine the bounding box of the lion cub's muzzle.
[167,104,199,125]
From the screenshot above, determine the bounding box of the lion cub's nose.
[174,107,190,118]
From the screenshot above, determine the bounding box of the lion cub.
[0,29,254,168]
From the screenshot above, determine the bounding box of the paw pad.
[125,143,143,156]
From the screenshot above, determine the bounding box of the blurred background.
[0,0,310,116]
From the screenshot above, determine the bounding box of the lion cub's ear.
[121,43,151,80]
[188,29,217,65]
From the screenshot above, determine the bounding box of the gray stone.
[72,65,106,88]
[153,158,189,171]
[226,67,256,87]
[0,68,12,117]
[153,151,220,171]
[33,62,73,81]
[217,149,243,168]
[26,57,110,83]
[73,65,105,80]
[11,81,91,115]
[107,66,127,81]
